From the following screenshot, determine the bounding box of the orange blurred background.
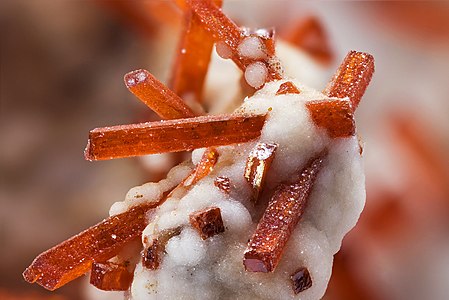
[1,1,448,299]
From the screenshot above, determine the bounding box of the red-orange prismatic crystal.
[244,142,278,202]
[166,147,220,200]
[23,202,162,291]
[291,267,313,294]
[142,227,182,270]
[274,81,355,138]
[124,69,195,120]
[187,0,242,55]
[85,114,266,161]
[183,147,219,187]
[324,51,374,110]
[90,261,134,291]
[189,207,225,240]
[276,81,301,95]
[306,99,355,138]
[244,152,327,272]
[169,1,223,102]
[214,176,231,194]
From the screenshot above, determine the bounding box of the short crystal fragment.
[90,261,133,291]
[166,148,219,200]
[244,142,278,202]
[214,176,231,194]
[244,152,327,272]
[23,202,163,290]
[142,242,160,271]
[189,207,225,240]
[276,81,301,95]
[324,51,374,110]
[291,267,313,294]
[306,99,355,138]
[85,114,266,161]
[184,148,219,187]
[124,69,195,119]
[143,227,182,270]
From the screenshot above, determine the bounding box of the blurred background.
[1,1,448,299]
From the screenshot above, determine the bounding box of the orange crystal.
[188,0,241,54]
[324,51,374,110]
[189,207,225,240]
[90,261,133,291]
[244,152,326,272]
[291,267,313,294]
[244,142,278,202]
[214,176,231,194]
[276,81,301,95]
[183,147,219,187]
[169,1,222,102]
[275,82,356,139]
[306,99,355,138]
[142,227,182,270]
[188,0,282,82]
[85,114,266,161]
[124,69,195,120]
[23,202,162,290]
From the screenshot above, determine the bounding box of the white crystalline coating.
[126,70,148,87]
[108,163,193,216]
[254,28,274,39]
[126,78,136,86]
[215,41,233,59]
[237,36,267,60]
[245,62,268,89]
[250,143,277,160]
[136,71,147,83]
[113,78,366,299]
[165,228,207,266]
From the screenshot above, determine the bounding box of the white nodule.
[237,36,267,60]
[244,62,268,89]
[136,71,147,83]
